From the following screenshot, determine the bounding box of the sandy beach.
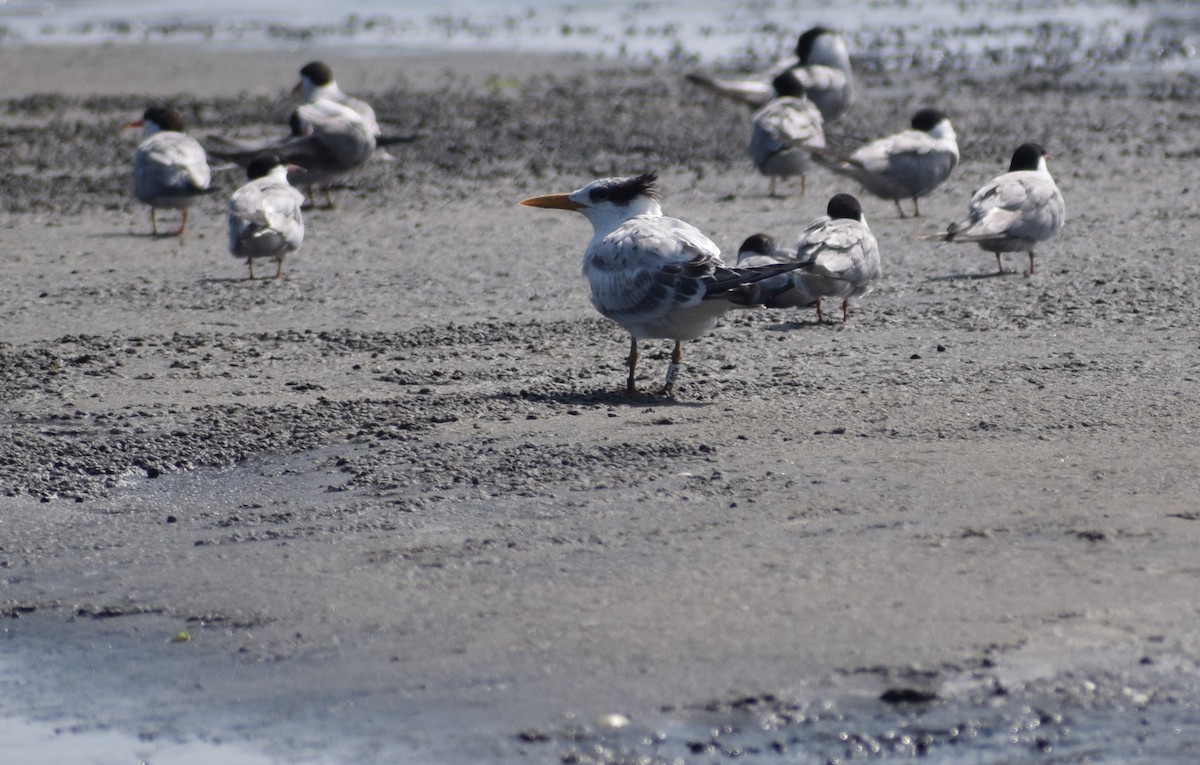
[3,43,1200,763]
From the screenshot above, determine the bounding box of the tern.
[808,108,958,217]
[924,143,1065,275]
[294,61,382,138]
[126,106,212,236]
[520,172,805,396]
[686,26,854,122]
[294,60,423,155]
[794,193,881,323]
[208,97,375,208]
[228,155,305,279]
[735,233,819,313]
[749,71,825,197]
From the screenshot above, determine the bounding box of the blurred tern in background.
[808,108,958,217]
[294,61,382,138]
[749,71,825,197]
[687,26,854,122]
[208,97,375,208]
[228,154,305,279]
[127,106,212,236]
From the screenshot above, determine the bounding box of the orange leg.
[625,336,639,395]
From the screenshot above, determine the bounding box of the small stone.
[596,713,630,730]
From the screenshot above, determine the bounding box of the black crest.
[827,193,863,221]
[910,108,947,132]
[1009,143,1046,172]
[589,171,659,206]
[795,26,833,64]
[299,61,334,86]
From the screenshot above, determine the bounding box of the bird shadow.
[95,231,186,241]
[195,276,278,285]
[491,388,711,409]
[763,318,835,331]
[927,270,1018,282]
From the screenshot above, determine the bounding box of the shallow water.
[1,0,1198,72]
[532,688,1200,764]
[0,716,276,765]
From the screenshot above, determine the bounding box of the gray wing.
[228,179,305,256]
[292,99,376,171]
[749,98,825,167]
[685,57,798,109]
[790,65,853,122]
[957,172,1066,242]
[796,218,881,298]
[205,132,295,165]
[585,216,723,325]
[133,133,211,200]
[850,131,958,198]
[333,93,381,137]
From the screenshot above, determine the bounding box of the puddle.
[0,715,276,765]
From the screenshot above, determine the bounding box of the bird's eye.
[590,187,610,202]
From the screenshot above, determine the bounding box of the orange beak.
[519,193,584,211]
[123,119,144,131]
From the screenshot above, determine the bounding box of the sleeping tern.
[736,233,819,314]
[520,172,806,396]
[687,26,854,122]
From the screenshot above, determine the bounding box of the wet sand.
[3,44,1200,763]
